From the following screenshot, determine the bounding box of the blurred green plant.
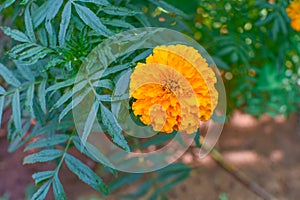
[194,0,300,117]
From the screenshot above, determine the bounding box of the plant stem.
[209,147,277,200]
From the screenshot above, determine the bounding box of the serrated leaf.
[23,149,63,164]
[9,43,35,55]
[12,89,22,135]
[14,61,35,82]
[74,0,109,6]
[0,96,4,128]
[25,83,35,118]
[59,1,71,46]
[45,0,64,35]
[24,134,69,151]
[102,6,140,16]
[32,171,54,185]
[31,181,51,200]
[0,27,30,43]
[65,154,109,195]
[101,18,134,29]
[74,3,111,37]
[25,6,36,42]
[7,120,31,153]
[33,98,46,125]
[59,87,92,121]
[38,80,47,113]
[93,79,114,91]
[100,103,129,151]
[32,1,51,28]
[81,100,99,146]
[53,175,66,200]
[0,63,21,87]
[111,69,131,117]
[72,136,114,168]
[48,23,57,48]
[17,46,45,60]
[37,27,48,46]
[46,78,75,93]
[101,63,131,78]
[50,90,73,111]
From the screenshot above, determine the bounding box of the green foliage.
[194,0,300,117]
[0,0,191,199]
[1,0,299,199]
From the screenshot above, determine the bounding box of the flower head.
[286,0,300,31]
[129,44,218,134]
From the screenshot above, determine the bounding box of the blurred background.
[0,0,299,199]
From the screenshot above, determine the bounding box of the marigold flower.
[129,44,218,134]
[286,0,300,31]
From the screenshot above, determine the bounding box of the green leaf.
[74,3,111,37]
[45,0,64,35]
[0,96,4,128]
[59,87,92,122]
[0,86,6,95]
[65,154,109,195]
[31,181,51,200]
[33,98,46,125]
[101,63,131,78]
[24,134,70,151]
[17,46,46,60]
[74,0,109,6]
[32,171,54,185]
[109,173,143,192]
[59,1,72,46]
[0,0,16,12]
[37,27,48,46]
[53,175,66,200]
[14,61,35,82]
[38,79,47,114]
[120,181,152,199]
[72,136,114,168]
[101,18,134,29]
[25,6,36,42]
[81,100,99,146]
[20,0,30,5]
[12,89,22,135]
[132,49,152,63]
[0,27,30,43]
[32,1,50,28]
[102,6,140,16]
[0,63,21,87]
[50,90,73,111]
[147,0,190,18]
[111,69,131,116]
[93,79,114,91]
[23,149,63,164]
[46,78,75,93]
[9,43,35,55]
[25,83,35,118]
[36,121,74,135]
[100,103,130,152]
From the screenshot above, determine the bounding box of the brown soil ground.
[0,111,299,200]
